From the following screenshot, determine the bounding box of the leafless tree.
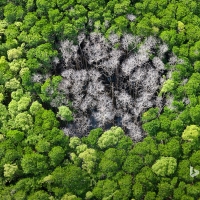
[88,69,102,82]
[101,58,119,76]
[127,123,143,142]
[61,69,75,79]
[168,53,184,66]
[181,78,188,86]
[47,32,177,141]
[87,81,105,98]
[115,90,134,112]
[52,56,60,66]
[78,32,86,45]
[108,33,119,45]
[121,33,135,51]
[165,95,175,110]
[74,116,91,136]
[50,94,69,108]
[182,97,190,105]
[152,57,165,70]
[31,73,43,83]
[158,43,168,59]
[126,14,136,22]
[83,32,109,65]
[71,82,84,95]
[60,40,79,68]
[121,54,138,76]
[72,94,84,109]
[58,79,72,94]
[155,96,164,110]
[121,113,132,128]
[80,94,97,112]
[143,36,158,50]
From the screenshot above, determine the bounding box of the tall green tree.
[97,126,124,149]
[152,157,177,177]
[21,153,48,175]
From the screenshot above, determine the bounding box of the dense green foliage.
[1,0,200,199]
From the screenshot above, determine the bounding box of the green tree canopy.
[4,163,18,179]
[48,146,65,166]
[152,157,177,176]
[182,125,200,142]
[57,106,73,122]
[97,126,124,149]
[21,153,48,175]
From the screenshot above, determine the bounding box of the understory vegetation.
[1,0,200,199]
